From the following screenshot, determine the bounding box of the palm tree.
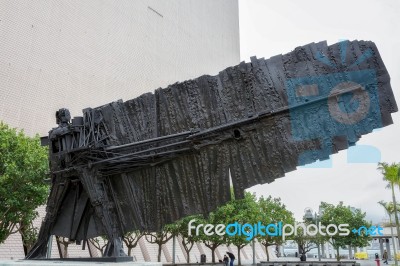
[378,162,400,242]
[378,201,398,266]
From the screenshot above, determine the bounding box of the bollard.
[201,254,206,264]
[375,253,380,266]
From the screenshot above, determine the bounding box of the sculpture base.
[36,256,133,262]
[1,258,165,266]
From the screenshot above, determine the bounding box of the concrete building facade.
[0,0,240,260]
[0,0,240,136]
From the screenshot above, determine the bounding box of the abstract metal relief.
[26,40,397,259]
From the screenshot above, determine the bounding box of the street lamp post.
[304,207,322,261]
[388,214,398,266]
[315,212,321,261]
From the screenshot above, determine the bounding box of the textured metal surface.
[27,40,397,259]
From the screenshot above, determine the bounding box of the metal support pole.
[348,245,352,259]
[316,213,321,261]
[389,214,398,266]
[46,235,53,258]
[172,235,176,264]
[393,237,399,266]
[321,242,325,258]
[252,239,256,265]
[380,239,385,259]
[317,240,321,260]
[386,239,392,261]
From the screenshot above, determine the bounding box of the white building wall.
[0,0,240,136]
[0,0,239,259]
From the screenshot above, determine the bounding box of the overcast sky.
[238,0,400,223]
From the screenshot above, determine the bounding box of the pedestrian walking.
[226,252,235,266]
[223,255,229,266]
[383,249,388,264]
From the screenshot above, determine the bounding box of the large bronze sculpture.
[27,40,397,259]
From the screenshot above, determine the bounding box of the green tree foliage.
[88,235,108,256]
[293,212,328,259]
[256,196,295,261]
[320,202,371,261]
[378,201,399,266]
[224,192,259,265]
[56,236,74,258]
[196,211,227,263]
[194,192,294,263]
[175,215,202,263]
[195,191,260,264]
[378,201,400,227]
[145,223,176,262]
[291,226,317,258]
[378,162,400,242]
[0,122,49,254]
[123,230,144,256]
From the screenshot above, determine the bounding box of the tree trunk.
[237,245,242,265]
[128,246,132,256]
[391,184,400,244]
[20,229,28,256]
[19,221,31,256]
[298,243,302,258]
[182,240,193,263]
[265,244,270,261]
[336,247,340,261]
[158,243,162,262]
[22,243,28,256]
[186,249,190,263]
[63,243,69,258]
[211,246,216,263]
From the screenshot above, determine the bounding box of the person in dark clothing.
[226,252,235,266]
[383,250,388,264]
[223,255,229,266]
